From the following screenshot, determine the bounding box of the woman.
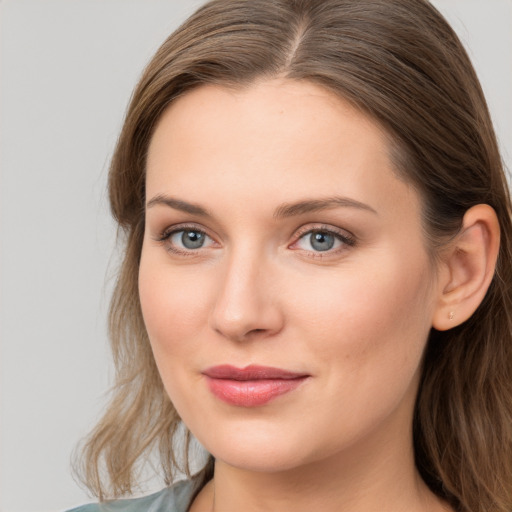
[71,0,512,511]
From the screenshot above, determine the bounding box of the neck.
[210,446,443,512]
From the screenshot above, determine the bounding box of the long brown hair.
[76,1,512,510]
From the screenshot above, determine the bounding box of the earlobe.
[432,204,500,331]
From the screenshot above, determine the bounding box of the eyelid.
[154,222,218,256]
[289,224,356,255]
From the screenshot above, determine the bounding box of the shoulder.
[66,479,197,512]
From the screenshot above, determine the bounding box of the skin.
[139,79,456,511]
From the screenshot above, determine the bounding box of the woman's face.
[140,79,441,473]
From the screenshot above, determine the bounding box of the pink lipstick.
[202,365,309,407]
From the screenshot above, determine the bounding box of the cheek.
[138,255,215,419]
[288,252,434,375]
[278,253,434,450]
[138,253,211,363]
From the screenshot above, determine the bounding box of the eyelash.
[155,223,216,257]
[155,223,356,259]
[293,224,356,258]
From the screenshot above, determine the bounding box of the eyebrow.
[146,194,378,218]
[273,196,378,218]
[146,194,210,216]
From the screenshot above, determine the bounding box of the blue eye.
[308,231,336,251]
[158,227,215,254]
[171,229,207,250]
[295,228,355,253]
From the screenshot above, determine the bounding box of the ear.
[432,204,500,331]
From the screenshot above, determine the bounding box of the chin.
[211,444,309,473]
[193,420,325,474]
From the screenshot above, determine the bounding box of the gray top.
[67,479,197,512]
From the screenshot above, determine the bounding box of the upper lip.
[202,365,309,381]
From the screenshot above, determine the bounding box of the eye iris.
[310,231,335,251]
[182,230,204,249]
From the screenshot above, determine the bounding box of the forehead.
[145,79,419,226]
[148,79,389,169]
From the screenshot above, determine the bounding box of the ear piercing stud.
[448,311,455,320]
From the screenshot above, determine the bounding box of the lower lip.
[205,377,308,407]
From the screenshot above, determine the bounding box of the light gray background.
[1,1,511,511]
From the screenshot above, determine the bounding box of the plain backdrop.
[0,1,511,511]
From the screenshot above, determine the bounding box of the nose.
[209,247,284,342]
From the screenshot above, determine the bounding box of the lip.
[202,365,310,407]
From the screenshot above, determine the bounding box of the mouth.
[202,365,310,407]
